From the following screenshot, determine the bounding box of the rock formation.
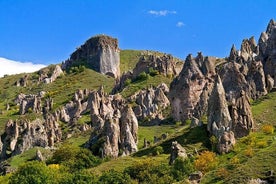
[133,53,182,77]
[169,53,216,122]
[169,141,187,164]
[259,19,276,86]
[15,75,28,87]
[130,83,170,123]
[229,90,254,138]
[207,75,235,153]
[39,65,63,84]
[0,118,62,160]
[62,35,120,78]
[86,87,138,158]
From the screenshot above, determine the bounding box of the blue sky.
[0,0,276,66]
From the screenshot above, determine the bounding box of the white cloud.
[176,21,185,27]
[0,57,46,78]
[148,10,177,16]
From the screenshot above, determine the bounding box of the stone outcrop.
[169,53,216,122]
[229,90,254,138]
[18,94,42,115]
[62,35,120,78]
[130,83,170,123]
[0,118,62,160]
[169,141,187,165]
[86,87,138,158]
[259,19,276,86]
[133,54,182,77]
[39,65,64,84]
[15,75,28,87]
[119,106,138,156]
[207,76,235,153]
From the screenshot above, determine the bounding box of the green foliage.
[136,72,149,81]
[9,161,55,184]
[171,157,195,181]
[148,67,159,76]
[152,146,164,156]
[124,78,132,86]
[99,169,132,184]
[210,135,218,152]
[48,144,101,171]
[124,159,174,184]
[69,65,86,74]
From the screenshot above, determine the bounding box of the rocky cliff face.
[62,35,120,78]
[169,53,216,122]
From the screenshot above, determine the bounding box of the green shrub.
[9,161,54,184]
[136,72,149,81]
[153,146,164,156]
[99,169,132,184]
[172,157,195,181]
[124,79,132,86]
[149,67,159,76]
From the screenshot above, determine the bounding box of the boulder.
[169,141,187,165]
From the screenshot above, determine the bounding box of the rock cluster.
[133,54,182,77]
[0,118,61,160]
[62,35,120,78]
[112,53,183,93]
[130,83,170,124]
[38,65,64,84]
[86,87,138,158]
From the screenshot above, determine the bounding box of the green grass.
[202,91,276,183]
[89,154,169,176]
[120,50,143,73]
[121,74,172,98]
[8,147,52,169]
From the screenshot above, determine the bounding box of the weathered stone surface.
[266,74,274,92]
[19,94,42,115]
[229,44,238,62]
[169,54,206,121]
[229,90,254,138]
[133,54,182,77]
[217,131,236,154]
[119,106,138,156]
[0,118,62,159]
[62,35,120,78]
[189,171,203,184]
[169,141,187,165]
[130,83,170,123]
[35,149,44,161]
[259,19,276,85]
[86,87,138,158]
[208,75,235,153]
[246,60,267,99]
[169,53,216,122]
[219,61,250,100]
[15,75,28,87]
